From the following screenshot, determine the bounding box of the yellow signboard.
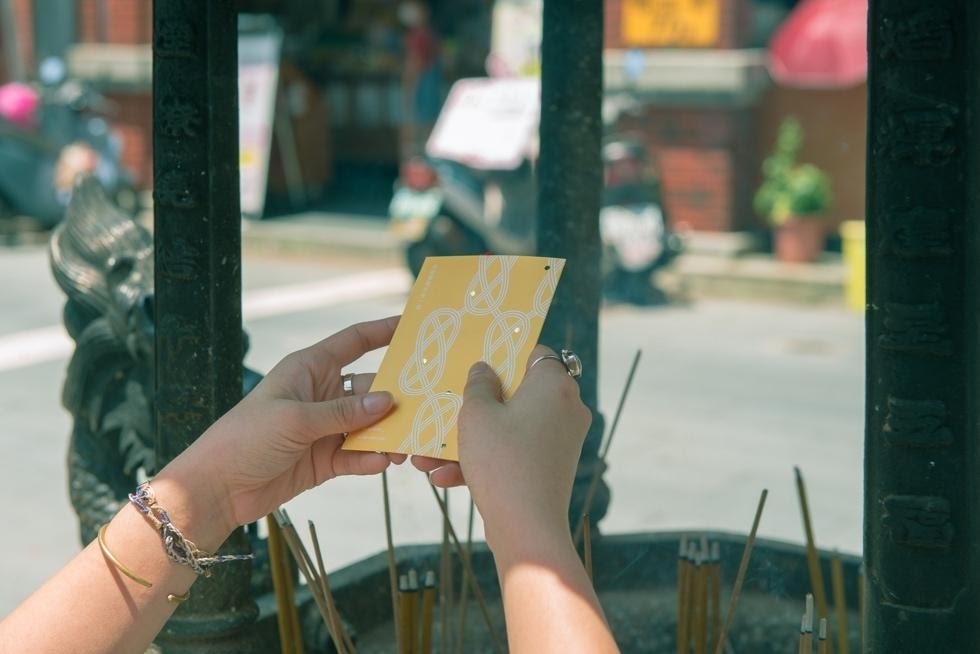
[621,0,722,48]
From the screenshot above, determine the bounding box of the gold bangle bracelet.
[98,523,153,588]
[167,590,190,604]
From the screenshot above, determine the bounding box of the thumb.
[300,390,394,440]
[463,361,502,406]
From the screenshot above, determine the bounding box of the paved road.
[0,243,865,616]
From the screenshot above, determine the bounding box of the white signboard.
[238,24,282,218]
[425,77,540,170]
[487,0,543,77]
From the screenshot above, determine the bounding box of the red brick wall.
[76,0,151,44]
[74,0,153,188]
[106,92,152,187]
[617,106,757,232]
[605,0,753,50]
[13,0,35,74]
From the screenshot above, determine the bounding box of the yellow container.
[840,220,866,312]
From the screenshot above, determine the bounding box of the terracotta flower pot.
[773,217,825,263]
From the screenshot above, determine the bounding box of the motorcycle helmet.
[0,82,40,130]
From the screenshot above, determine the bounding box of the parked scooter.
[389,136,680,305]
[0,58,140,229]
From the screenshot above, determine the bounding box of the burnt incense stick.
[440,489,453,654]
[818,617,829,654]
[694,548,708,654]
[709,541,721,652]
[266,516,304,654]
[420,570,436,654]
[795,465,831,652]
[685,541,699,653]
[574,349,642,544]
[309,521,355,654]
[382,471,400,646]
[830,553,849,654]
[454,499,476,654]
[398,574,412,654]
[428,483,506,654]
[798,614,808,654]
[676,536,690,654]
[407,569,420,654]
[713,489,768,654]
[801,593,814,654]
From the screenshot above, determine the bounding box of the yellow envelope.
[343,255,565,460]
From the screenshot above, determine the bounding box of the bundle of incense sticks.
[271,508,356,654]
[675,536,722,654]
[396,568,437,654]
[796,593,834,654]
[382,472,504,654]
[795,465,861,654]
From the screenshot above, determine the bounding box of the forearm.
[0,468,237,654]
[493,534,620,654]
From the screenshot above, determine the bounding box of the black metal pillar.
[865,0,980,649]
[537,0,610,528]
[152,1,258,650]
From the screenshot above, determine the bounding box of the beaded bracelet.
[129,481,253,577]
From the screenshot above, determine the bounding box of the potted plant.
[753,117,832,263]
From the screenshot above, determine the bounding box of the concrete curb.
[241,213,850,306]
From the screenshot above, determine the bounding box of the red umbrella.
[768,0,868,88]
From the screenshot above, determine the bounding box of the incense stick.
[272,510,335,648]
[382,471,400,646]
[693,547,708,654]
[795,465,831,653]
[407,569,420,654]
[309,521,355,654]
[440,489,453,654]
[583,513,593,582]
[454,499,476,654]
[428,484,506,654]
[709,541,721,652]
[398,574,412,654]
[266,516,304,654]
[818,617,829,654]
[676,536,689,654]
[830,553,849,654]
[420,570,436,654]
[574,349,642,543]
[713,489,768,654]
[801,593,814,654]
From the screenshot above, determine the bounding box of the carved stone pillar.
[865,1,980,649]
[152,1,258,650]
[536,0,610,529]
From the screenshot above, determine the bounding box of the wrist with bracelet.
[98,480,253,604]
[128,480,254,577]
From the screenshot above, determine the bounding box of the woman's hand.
[412,345,592,551]
[412,347,618,653]
[165,316,402,533]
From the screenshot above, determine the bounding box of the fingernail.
[361,391,392,414]
[469,361,491,377]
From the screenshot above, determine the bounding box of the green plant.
[753,117,832,226]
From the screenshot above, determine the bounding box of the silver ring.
[560,349,583,379]
[341,372,355,396]
[529,349,583,379]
